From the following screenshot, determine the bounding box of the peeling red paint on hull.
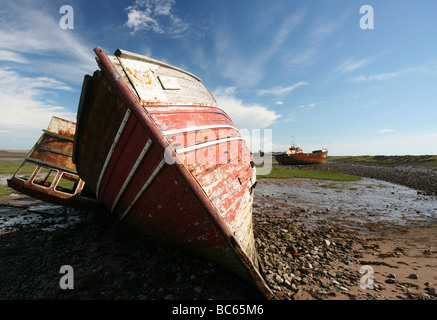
[73,47,273,299]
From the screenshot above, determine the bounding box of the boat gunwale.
[92,46,273,299]
[115,48,202,82]
[94,46,234,236]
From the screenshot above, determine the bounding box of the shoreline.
[252,179,437,300]
[271,159,437,196]
[0,150,29,159]
[0,160,436,300]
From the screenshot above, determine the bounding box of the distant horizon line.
[0,149,435,158]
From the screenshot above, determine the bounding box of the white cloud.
[297,103,316,110]
[0,68,76,130]
[378,129,394,133]
[0,50,29,63]
[334,57,374,73]
[0,4,95,81]
[309,13,349,41]
[275,101,284,105]
[286,47,320,70]
[126,9,162,33]
[348,61,437,83]
[349,72,400,83]
[125,0,187,36]
[214,89,281,130]
[0,1,96,148]
[223,86,237,94]
[257,81,308,96]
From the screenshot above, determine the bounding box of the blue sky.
[1,0,436,155]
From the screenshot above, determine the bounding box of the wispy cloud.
[125,0,187,36]
[0,1,96,148]
[348,60,437,83]
[0,68,76,128]
[334,57,374,73]
[297,103,316,110]
[378,129,394,133]
[0,50,29,64]
[0,69,74,95]
[286,47,320,70]
[349,72,400,83]
[0,2,95,81]
[257,81,308,96]
[276,112,296,123]
[286,10,350,69]
[358,101,382,109]
[211,7,306,87]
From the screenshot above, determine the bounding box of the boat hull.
[275,149,328,165]
[7,117,100,210]
[73,47,272,298]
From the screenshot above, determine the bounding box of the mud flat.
[0,195,258,300]
[0,163,436,300]
[254,178,437,300]
[276,158,437,196]
[0,150,28,160]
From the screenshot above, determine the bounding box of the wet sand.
[254,177,437,300]
[0,164,436,300]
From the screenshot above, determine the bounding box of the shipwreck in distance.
[275,143,328,165]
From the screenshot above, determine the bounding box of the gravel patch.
[1,161,436,301]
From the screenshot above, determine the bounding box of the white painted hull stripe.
[176,137,244,154]
[96,109,132,199]
[111,139,153,212]
[120,158,166,220]
[162,125,238,136]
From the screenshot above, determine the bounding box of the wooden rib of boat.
[73,47,273,299]
[275,144,328,165]
[7,116,100,210]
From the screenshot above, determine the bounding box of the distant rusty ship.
[72,47,273,298]
[275,143,328,165]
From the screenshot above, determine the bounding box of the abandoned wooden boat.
[73,47,273,298]
[275,144,328,165]
[7,116,100,210]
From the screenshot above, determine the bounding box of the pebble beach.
[0,159,436,301]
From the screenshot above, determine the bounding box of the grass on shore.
[0,160,26,196]
[0,185,15,196]
[0,160,27,174]
[257,168,362,181]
